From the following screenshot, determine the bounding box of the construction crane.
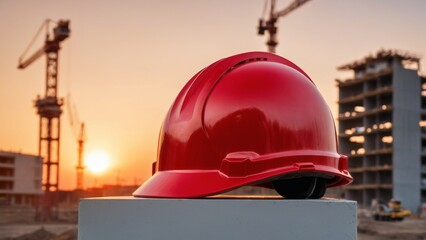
[76,123,86,190]
[17,19,70,221]
[257,0,311,53]
[66,94,87,190]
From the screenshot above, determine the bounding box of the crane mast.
[18,19,70,221]
[66,94,87,190]
[76,123,86,190]
[257,0,311,53]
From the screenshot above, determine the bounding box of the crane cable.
[64,35,80,140]
[66,93,79,139]
[18,19,51,63]
[261,0,270,20]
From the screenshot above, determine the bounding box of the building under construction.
[336,49,426,212]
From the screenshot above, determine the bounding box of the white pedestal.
[78,197,357,240]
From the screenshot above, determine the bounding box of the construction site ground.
[0,206,77,240]
[0,224,77,240]
[358,218,426,240]
[1,206,425,239]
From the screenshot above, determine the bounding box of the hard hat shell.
[133,52,352,198]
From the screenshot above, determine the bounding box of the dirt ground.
[358,218,426,240]
[0,206,77,240]
[1,206,425,239]
[0,224,77,240]
[2,218,425,240]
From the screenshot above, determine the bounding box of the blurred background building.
[0,151,43,206]
[336,49,426,212]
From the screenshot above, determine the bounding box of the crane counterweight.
[53,20,70,42]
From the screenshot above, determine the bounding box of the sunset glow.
[86,150,110,174]
[0,1,425,190]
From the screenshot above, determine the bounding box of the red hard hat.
[133,52,352,199]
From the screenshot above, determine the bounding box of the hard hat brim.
[133,150,352,198]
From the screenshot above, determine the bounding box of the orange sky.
[1,0,426,190]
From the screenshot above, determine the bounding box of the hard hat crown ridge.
[134,51,352,198]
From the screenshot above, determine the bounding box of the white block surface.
[78,197,357,240]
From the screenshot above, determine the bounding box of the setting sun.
[85,150,110,174]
